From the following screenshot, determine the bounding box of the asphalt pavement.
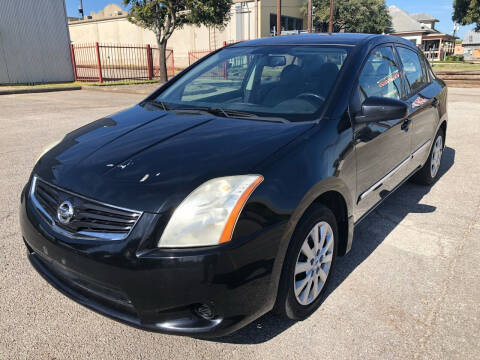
[0,88,479,359]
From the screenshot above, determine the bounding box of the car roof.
[230,33,414,48]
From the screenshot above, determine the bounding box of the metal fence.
[70,43,174,82]
[187,41,237,66]
[188,50,212,66]
[186,52,252,83]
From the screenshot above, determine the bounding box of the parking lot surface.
[0,88,479,359]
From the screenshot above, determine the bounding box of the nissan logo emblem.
[57,200,74,224]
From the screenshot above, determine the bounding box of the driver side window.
[358,46,402,102]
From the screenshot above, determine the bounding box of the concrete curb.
[435,71,480,75]
[81,85,160,95]
[444,80,480,88]
[0,86,82,95]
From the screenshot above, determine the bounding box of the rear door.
[396,46,440,170]
[351,45,412,220]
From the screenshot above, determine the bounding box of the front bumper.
[20,185,285,338]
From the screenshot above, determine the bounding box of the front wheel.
[274,205,337,320]
[411,129,444,185]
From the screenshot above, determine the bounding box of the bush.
[445,55,464,62]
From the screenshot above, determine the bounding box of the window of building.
[270,14,303,34]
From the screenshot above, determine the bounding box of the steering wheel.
[295,93,326,104]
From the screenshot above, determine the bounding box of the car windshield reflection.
[155,45,350,122]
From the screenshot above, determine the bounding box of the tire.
[411,129,445,185]
[274,205,338,320]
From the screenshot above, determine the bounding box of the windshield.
[154,45,350,122]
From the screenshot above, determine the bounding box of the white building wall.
[0,0,73,84]
[401,35,423,46]
[232,2,257,41]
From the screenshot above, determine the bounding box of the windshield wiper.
[225,110,288,123]
[174,106,288,123]
[173,106,231,117]
[143,100,170,111]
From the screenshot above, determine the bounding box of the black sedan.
[20,33,447,337]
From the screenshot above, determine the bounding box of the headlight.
[36,138,63,163]
[158,175,264,248]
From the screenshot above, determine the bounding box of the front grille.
[30,176,142,240]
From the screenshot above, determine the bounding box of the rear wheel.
[411,129,444,185]
[274,205,337,320]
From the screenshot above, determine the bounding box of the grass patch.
[86,79,161,86]
[431,62,480,71]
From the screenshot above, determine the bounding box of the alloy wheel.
[294,221,334,306]
[430,136,443,178]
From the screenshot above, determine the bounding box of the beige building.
[454,42,463,56]
[69,1,306,68]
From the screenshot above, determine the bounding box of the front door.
[351,45,412,221]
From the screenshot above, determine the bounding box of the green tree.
[123,0,232,82]
[304,0,391,33]
[453,0,480,30]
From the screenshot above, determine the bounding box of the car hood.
[34,105,312,213]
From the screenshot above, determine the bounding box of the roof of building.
[410,13,439,23]
[463,30,480,45]
[231,33,412,47]
[388,5,438,33]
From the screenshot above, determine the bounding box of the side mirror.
[355,97,408,123]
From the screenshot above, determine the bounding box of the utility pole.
[452,22,459,38]
[78,0,84,19]
[276,0,281,36]
[255,0,259,38]
[307,0,312,33]
[328,0,334,34]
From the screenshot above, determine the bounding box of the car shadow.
[213,146,455,344]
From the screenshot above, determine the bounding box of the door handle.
[401,119,411,131]
[432,97,439,108]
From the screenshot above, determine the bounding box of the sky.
[386,0,475,38]
[66,0,126,18]
[65,0,476,40]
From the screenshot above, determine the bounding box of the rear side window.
[397,47,428,94]
[419,51,436,81]
[358,46,402,102]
